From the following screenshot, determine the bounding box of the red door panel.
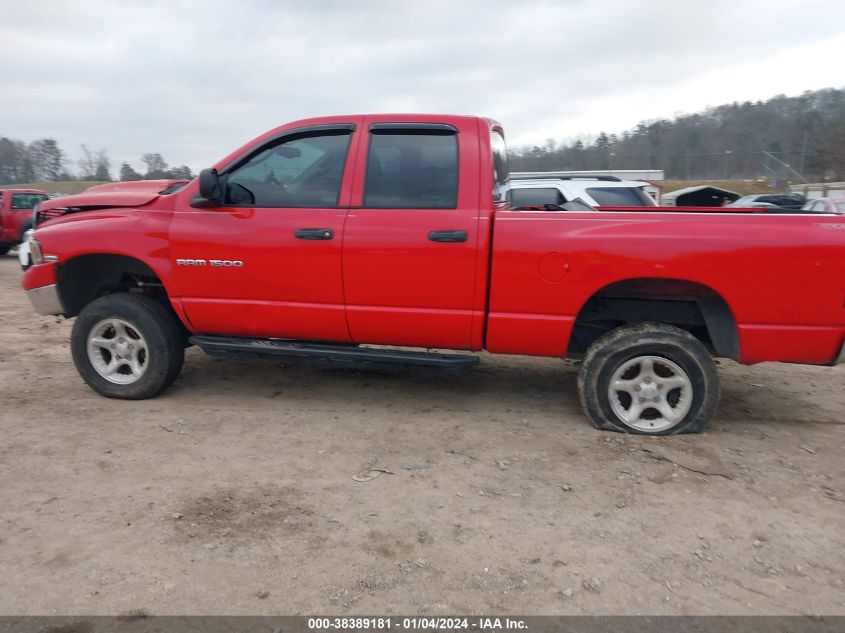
[170,207,350,341]
[341,116,485,350]
[169,123,361,342]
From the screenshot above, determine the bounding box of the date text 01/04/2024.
[306,616,528,630]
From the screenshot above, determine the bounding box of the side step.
[189,335,480,369]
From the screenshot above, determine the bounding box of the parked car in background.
[508,176,657,209]
[0,188,49,255]
[803,198,845,214]
[726,193,805,210]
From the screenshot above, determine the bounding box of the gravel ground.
[1,254,844,615]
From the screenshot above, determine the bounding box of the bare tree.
[94,149,112,181]
[78,144,97,179]
[141,153,168,178]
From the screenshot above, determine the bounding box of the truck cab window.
[11,193,48,209]
[364,132,458,209]
[225,132,351,208]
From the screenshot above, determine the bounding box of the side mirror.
[193,168,222,207]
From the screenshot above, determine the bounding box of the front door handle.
[295,228,334,240]
[428,230,468,243]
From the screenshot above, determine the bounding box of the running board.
[189,335,480,369]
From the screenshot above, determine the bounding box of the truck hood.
[35,179,189,226]
[80,179,189,195]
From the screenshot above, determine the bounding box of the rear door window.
[364,129,458,209]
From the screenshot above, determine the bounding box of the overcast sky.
[2,0,844,174]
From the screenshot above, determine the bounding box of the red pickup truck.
[20,114,845,435]
[0,188,48,255]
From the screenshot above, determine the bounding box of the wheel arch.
[569,277,739,360]
[57,253,174,318]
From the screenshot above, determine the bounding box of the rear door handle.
[295,228,334,240]
[428,230,468,243]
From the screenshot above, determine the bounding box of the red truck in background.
[0,188,48,255]
[20,114,845,435]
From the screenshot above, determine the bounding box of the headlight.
[18,231,33,269]
[29,238,43,265]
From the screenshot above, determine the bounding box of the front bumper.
[26,284,65,316]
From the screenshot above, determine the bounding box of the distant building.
[788,182,845,200]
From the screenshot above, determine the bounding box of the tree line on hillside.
[3,88,843,185]
[0,137,193,185]
[510,88,845,182]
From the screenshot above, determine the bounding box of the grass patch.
[0,181,109,195]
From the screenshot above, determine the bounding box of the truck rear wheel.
[70,293,185,399]
[577,322,720,435]
[0,246,10,256]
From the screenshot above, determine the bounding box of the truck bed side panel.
[487,211,845,364]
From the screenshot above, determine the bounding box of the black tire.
[0,245,10,256]
[577,322,720,435]
[71,293,185,399]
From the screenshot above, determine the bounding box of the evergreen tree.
[119,162,142,181]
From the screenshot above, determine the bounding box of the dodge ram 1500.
[20,114,845,435]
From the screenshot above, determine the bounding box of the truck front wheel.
[70,293,185,399]
[577,323,720,435]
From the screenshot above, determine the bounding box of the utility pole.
[723,150,732,180]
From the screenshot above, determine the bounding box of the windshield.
[11,193,48,209]
[586,187,654,206]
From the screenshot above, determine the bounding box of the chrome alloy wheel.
[607,355,692,432]
[86,318,149,385]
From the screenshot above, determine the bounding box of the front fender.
[35,208,175,297]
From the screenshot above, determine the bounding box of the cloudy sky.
[3,0,844,174]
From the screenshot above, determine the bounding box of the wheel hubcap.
[607,355,692,432]
[87,318,149,385]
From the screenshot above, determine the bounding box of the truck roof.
[212,113,503,172]
[510,178,650,188]
[0,188,49,195]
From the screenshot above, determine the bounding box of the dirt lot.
[1,254,844,616]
